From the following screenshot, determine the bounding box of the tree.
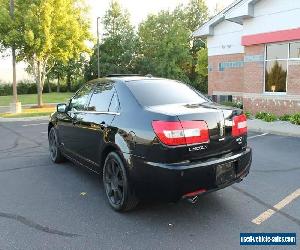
[0,0,92,106]
[180,0,208,33]
[0,0,19,108]
[137,10,192,82]
[195,47,208,93]
[136,0,208,84]
[85,0,138,79]
[179,0,208,84]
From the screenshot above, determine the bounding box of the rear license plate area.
[216,162,236,186]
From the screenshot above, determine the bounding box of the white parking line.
[252,188,300,225]
[41,131,48,134]
[22,123,48,127]
[248,133,268,139]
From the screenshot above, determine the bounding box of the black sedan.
[48,75,252,211]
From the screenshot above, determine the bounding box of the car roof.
[88,75,164,84]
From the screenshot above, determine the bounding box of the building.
[193,0,300,115]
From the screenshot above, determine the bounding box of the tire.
[103,152,139,211]
[48,127,65,163]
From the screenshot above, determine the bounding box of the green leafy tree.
[85,0,138,79]
[137,10,192,82]
[136,0,208,84]
[0,0,92,106]
[195,47,208,93]
[180,0,208,85]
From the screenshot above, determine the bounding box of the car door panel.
[56,84,93,161]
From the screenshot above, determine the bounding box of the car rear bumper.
[129,147,252,201]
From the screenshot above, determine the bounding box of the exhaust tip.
[187,196,198,204]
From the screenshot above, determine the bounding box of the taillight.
[232,114,247,137]
[152,120,210,146]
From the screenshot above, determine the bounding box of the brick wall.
[208,54,244,95]
[287,61,300,95]
[243,45,265,93]
[243,96,300,115]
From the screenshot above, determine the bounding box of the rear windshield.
[126,79,208,106]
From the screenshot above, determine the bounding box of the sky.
[0,0,234,83]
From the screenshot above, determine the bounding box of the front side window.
[88,83,115,112]
[69,84,93,111]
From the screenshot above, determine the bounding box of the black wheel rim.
[49,129,58,161]
[104,159,124,206]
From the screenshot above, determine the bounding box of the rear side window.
[88,83,115,112]
[126,80,208,106]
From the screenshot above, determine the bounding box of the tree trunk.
[12,47,18,103]
[36,61,43,107]
[57,74,60,93]
[47,77,51,93]
[66,72,71,92]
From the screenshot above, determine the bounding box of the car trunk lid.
[146,102,244,161]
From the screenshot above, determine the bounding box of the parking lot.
[0,119,299,250]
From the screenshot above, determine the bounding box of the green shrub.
[255,112,277,122]
[279,114,291,121]
[245,111,252,119]
[255,112,268,120]
[0,84,13,96]
[289,113,300,125]
[0,81,71,96]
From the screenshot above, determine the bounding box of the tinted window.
[126,80,208,106]
[290,42,300,58]
[69,84,93,111]
[88,83,115,112]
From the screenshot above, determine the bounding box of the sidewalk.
[0,103,58,113]
[248,119,300,137]
[0,116,49,122]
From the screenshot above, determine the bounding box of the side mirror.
[57,103,67,113]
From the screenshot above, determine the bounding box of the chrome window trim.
[69,110,120,116]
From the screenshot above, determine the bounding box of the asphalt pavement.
[0,119,299,250]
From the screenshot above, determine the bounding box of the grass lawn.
[0,92,73,106]
[0,107,55,118]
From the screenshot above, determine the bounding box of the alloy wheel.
[103,158,124,206]
[49,128,58,161]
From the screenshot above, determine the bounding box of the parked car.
[48,75,252,211]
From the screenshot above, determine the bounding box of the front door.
[57,84,94,159]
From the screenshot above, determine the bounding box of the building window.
[290,42,300,58]
[265,41,300,93]
[265,43,288,93]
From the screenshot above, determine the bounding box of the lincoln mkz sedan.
[48,75,252,211]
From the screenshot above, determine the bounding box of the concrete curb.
[248,119,300,138]
[0,116,49,122]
